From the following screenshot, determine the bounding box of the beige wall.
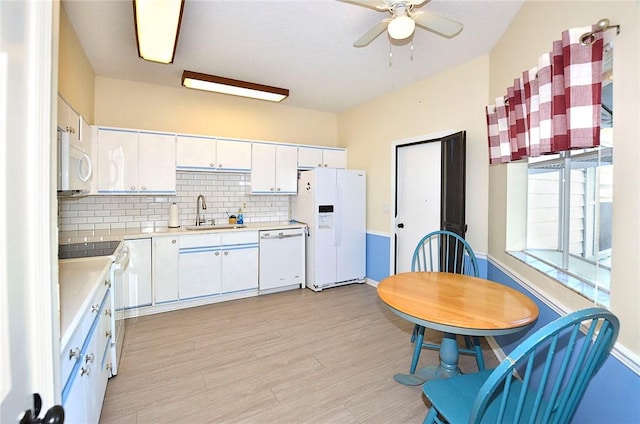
[338,56,490,254]
[58,5,95,122]
[488,1,639,356]
[94,77,337,146]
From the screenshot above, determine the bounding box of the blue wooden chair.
[422,307,620,424]
[409,230,485,374]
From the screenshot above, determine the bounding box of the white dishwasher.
[259,228,306,291]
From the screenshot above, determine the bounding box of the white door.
[1,1,60,421]
[394,140,442,273]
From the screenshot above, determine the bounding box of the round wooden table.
[377,272,539,385]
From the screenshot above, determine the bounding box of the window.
[514,47,613,307]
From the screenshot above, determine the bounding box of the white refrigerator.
[291,168,366,291]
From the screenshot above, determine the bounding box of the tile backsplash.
[58,172,291,232]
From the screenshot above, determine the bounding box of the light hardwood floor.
[100,283,498,423]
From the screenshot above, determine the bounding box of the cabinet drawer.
[180,233,221,249]
[60,280,110,396]
[221,231,258,245]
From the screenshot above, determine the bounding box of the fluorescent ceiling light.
[182,71,289,103]
[133,0,184,64]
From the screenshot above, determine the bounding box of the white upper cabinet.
[97,128,176,194]
[251,143,298,195]
[57,94,82,146]
[176,135,251,172]
[297,146,346,169]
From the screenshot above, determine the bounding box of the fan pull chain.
[389,44,393,67]
[411,40,414,61]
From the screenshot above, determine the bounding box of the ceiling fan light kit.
[345,0,463,48]
[181,71,289,102]
[133,0,185,64]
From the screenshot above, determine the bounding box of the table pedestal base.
[394,332,462,386]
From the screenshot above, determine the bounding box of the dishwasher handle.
[260,232,303,240]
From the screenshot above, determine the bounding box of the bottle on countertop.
[237,207,244,225]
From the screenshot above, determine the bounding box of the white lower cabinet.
[177,231,259,300]
[220,231,259,293]
[61,270,112,424]
[123,238,152,310]
[153,236,180,303]
[178,233,222,299]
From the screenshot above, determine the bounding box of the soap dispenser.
[237,207,244,225]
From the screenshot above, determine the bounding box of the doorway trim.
[389,129,459,275]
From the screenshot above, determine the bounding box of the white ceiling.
[62,0,524,113]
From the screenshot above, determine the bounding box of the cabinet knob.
[104,278,111,288]
[224,251,229,256]
[80,366,91,377]
[277,187,281,191]
[85,353,95,364]
[215,251,220,256]
[270,187,275,191]
[68,347,80,360]
[218,163,223,167]
[318,163,322,167]
[106,330,112,338]
[171,239,176,244]
[141,186,147,190]
[105,308,112,317]
[323,164,328,167]
[210,163,215,167]
[91,304,100,313]
[131,186,136,190]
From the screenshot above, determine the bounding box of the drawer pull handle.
[80,366,90,377]
[106,330,112,338]
[104,279,111,288]
[85,353,95,364]
[91,304,100,313]
[68,348,80,360]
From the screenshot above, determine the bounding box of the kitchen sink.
[184,224,246,231]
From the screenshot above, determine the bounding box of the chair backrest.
[470,307,620,424]
[411,230,479,277]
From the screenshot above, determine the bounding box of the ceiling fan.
[343,0,463,47]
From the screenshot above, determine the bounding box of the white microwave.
[57,130,92,197]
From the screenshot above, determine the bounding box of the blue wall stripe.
[366,232,639,423]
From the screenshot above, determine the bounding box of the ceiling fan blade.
[339,0,389,11]
[353,18,392,47]
[413,11,463,38]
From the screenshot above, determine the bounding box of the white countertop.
[59,256,113,348]
[59,221,307,244]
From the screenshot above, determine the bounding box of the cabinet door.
[123,239,152,309]
[176,135,216,171]
[297,146,323,169]
[216,138,251,171]
[322,149,346,169]
[138,132,176,193]
[62,365,88,424]
[153,236,180,303]
[78,116,91,151]
[57,94,69,132]
[221,232,258,293]
[275,144,298,194]
[97,129,139,193]
[251,143,276,194]
[178,234,222,299]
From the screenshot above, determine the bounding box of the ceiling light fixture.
[387,6,416,40]
[181,71,289,102]
[133,0,184,64]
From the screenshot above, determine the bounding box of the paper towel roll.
[168,203,180,228]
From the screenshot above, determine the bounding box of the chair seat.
[423,370,547,424]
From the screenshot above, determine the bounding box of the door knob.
[397,223,405,228]
[20,394,64,424]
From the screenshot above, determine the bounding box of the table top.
[377,272,539,336]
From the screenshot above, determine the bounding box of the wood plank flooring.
[100,283,498,423]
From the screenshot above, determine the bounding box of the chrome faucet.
[196,195,207,225]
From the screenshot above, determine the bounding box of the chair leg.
[411,324,419,343]
[423,407,440,424]
[470,336,485,371]
[410,325,425,374]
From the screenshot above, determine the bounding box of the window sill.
[506,250,610,307]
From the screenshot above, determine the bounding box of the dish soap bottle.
[237,207,244,225]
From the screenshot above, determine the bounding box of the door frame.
[389,129,459,275]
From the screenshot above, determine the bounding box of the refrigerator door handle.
[335,178,342,247]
